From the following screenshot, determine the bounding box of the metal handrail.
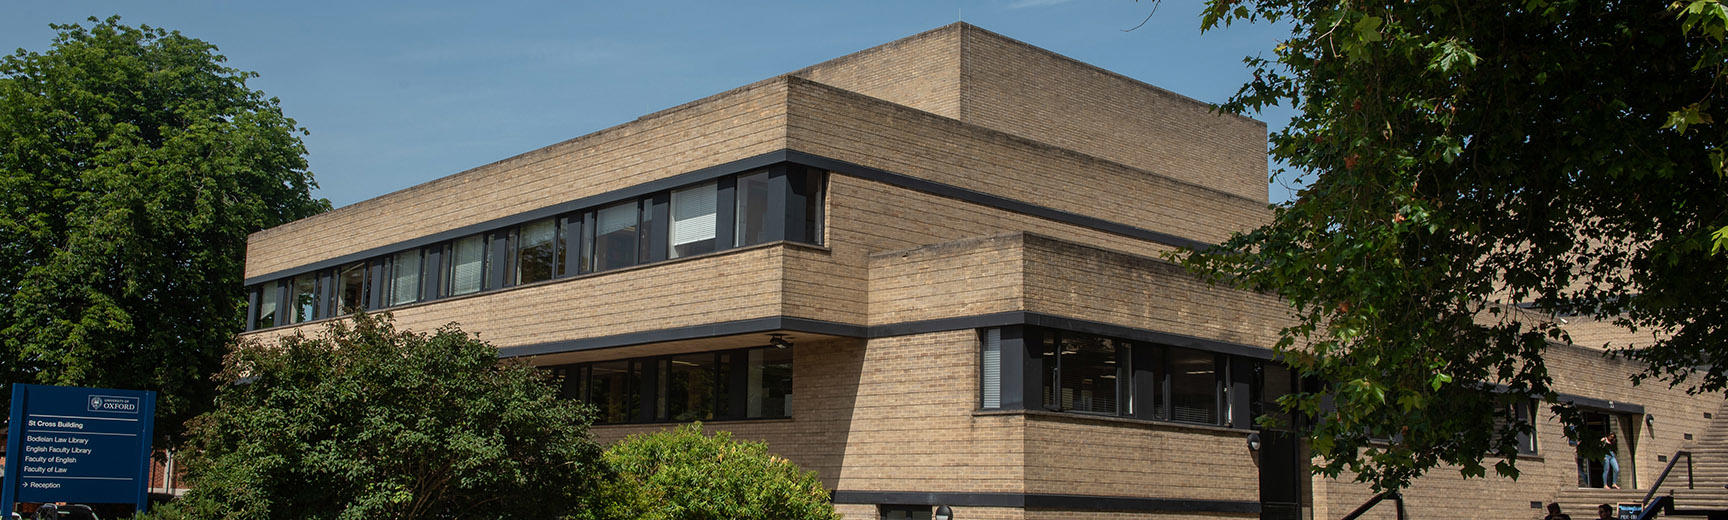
[1340,491,1406,520]
[1641,450,1695,509]
[1635,495,1675,520]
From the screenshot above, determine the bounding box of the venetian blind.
[981,328,1002,409]
[670,182,717,248]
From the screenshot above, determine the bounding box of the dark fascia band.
[830,490,1260,514]
[247,149,1216,285]
[494,311,1272,361]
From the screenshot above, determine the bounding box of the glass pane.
[735,171,771,247]
[256,284,278,328]
[801,171,824,244]
[880,506,931,520]
[390,250,420,306]
[336,262,367,313]
[593,201,639,271]
[291,274,317,323]
[660,353,717,422]
[1058,333,1122,414]
[747,347,794,418]
[516,219,556,284]
[448,235,485,296]
[587,360,637,424]
[670,182,718,258]
[1168,347,1220,424]
[981,329,1002,409]
[1257,363,1294,429]
[1040,331,1059,410]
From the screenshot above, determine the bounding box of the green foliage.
[154,313,602,520]
[0,16,328,441]
[1185,0,1728,492]
[588,424,841,520]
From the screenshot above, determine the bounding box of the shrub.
[589,424,841,520]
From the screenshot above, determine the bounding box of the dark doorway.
[1254,362,1304,520]
[1258,430,1303,520]
[1581,412,1611,488]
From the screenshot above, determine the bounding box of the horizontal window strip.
[245,149,1216,285]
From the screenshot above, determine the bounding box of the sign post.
[2,383,156,517]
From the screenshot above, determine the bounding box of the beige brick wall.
[246,78,793,278]
[1312,342,1726,520]
[793,26,963,119]
[958,26,1268,202]
[588,331,1029,497]
[1023,414,1261,501]
[1020,234,1287,349]
[866,234,1026,326]
[792,23,1267,202]
[786,77,1269,249]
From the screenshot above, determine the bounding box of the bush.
[589,424,841,520]
[156,313,602,520]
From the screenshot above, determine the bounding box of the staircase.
[1553,403,1728,516]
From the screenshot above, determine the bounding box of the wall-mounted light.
[1647,414,1656,427]
[768,333,793,349]
[934,505,953,520]
[1247,432,1262,451]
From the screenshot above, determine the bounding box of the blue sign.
[2,383,156,516]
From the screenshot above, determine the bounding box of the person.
[1603,432,1621,490]
[1543,502,1572,520]
[1598,503,1616,520]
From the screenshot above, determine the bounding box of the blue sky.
[2,1,1297,207]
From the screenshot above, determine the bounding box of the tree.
[1181,0,1728,491]
[156,313,602,520]
[0,16,328,441]
[588,424,841,520]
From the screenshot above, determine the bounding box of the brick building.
[237,24,1727,520]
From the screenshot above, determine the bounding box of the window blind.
[390,250,420,306]
[596,202,637,235]
[450,235,484,295]
[670,182,717,247]
[981,328,1002,409]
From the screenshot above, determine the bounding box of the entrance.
[1258,430,1303,520]
[1254,362,1304,520]
[1576,411,1638,489]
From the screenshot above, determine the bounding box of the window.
[669,181,718,258]
[1252,361,1296,429]
[659,353,718,422]
[735,171,771,247]
[336,261,368,313]
[879,506,932,520]
[516,218,557,284]
[1167,347,1221,424]
[1046,332,1124,415]
[1513,399,1539,455]
[389,249,421,306]
[255,283,279,328]
[747,347,794,418]
[290,274,317,323]
[592,200,640,271]
[446,235,485,296]
[587,360,639,425]
[796,170,825,245]
[980,328,1002,409]
[562,345,792,424]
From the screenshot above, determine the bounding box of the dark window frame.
[557,345,794,426]
[244,168,828,330]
